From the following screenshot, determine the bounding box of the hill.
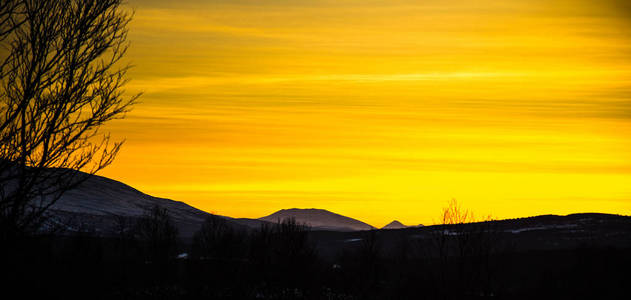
[45,172,266,237]
[382,220,407,229]
[259,208,375,231]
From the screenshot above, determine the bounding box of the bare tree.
[0,0,23,43]
[192,215,245,260]
[430,199,499,298]
[357,229,382,296]
[249,217,317,292]
[432,199,475,264]
[0,0,139,239]
[135,205,179,263]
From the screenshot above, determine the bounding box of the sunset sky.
[100,0,631,227]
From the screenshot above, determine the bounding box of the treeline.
[2,205,630,299]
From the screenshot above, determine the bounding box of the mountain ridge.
[30,168,630,238]
[48,172,267,237]
[382,220,407,229]
[259,208,375,231]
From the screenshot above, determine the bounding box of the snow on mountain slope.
[48,173,265,237]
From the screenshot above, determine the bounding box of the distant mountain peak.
[382,220,407,229]
[259,208,374,231]
[280,208,324,212]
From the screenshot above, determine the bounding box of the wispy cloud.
[104,0,631,226]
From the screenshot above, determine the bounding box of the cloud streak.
[104,0,631,226]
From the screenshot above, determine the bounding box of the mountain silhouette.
[47,171,266,237]
[382,220,407,229]
[259,208,375,231]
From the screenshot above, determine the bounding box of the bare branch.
[0,0,139,238]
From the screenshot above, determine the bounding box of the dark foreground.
[3,213,630,299]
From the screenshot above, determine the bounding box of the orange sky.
[100,0,631,227]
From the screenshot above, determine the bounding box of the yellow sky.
[100,0,631,227]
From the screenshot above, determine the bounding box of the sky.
[99,0,631,227]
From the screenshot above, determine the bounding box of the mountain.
[46,172,267,237]
[38,170,377,236]
[382,220,407,229]
[259,208,375,231]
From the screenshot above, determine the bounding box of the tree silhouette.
[431,199,499,298]
[0,0,139,239]
[135,205,179,263]
[192,215,245,261]
[0,0,22,43]
[249,218,317,294]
